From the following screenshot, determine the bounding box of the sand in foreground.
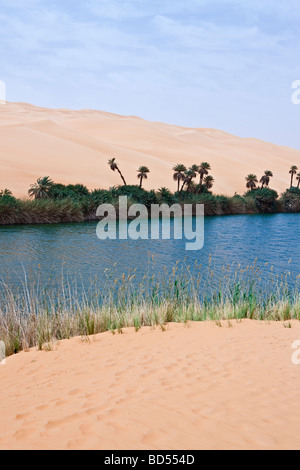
[0,320,300,450]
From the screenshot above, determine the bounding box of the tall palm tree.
[204,175,214,190]
[180,166,198,193]
[260,170,273,189]
[246,174,258,191]
[198,162,211,185]
[137,166,150,189]
[289,165,298,188]
[173,164,187,192]
[28,177,54,199]
[108,158,127,186]
[296,172,300,188]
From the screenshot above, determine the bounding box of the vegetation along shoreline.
[0,161,299,225]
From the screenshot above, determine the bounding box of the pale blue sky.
[1,0,300,148]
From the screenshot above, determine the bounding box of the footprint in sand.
[45,413,80,430]
[15,412,30,421]
[36,404,48,411]
[13,428,36,440]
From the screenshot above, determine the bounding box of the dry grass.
[0,259,299,357]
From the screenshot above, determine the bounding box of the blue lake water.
[0,213,299,292]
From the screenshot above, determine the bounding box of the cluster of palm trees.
[2,161,299,201]
[172,163,214,193]
[245,170,273,191]
[245,166,300,191]
[108,158,214,193]
[108,158,300,195]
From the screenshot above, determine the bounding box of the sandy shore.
[0,320,300,450]
[0,102,299,197]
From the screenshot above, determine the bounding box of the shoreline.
[1,256,299,358]
[0,209,298,229]
[0,208,299,228]
[0,188,299,227]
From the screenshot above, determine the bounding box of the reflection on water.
[0,213,299,291]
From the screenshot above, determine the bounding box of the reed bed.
[0,259,299,357]
[0,187,299,226]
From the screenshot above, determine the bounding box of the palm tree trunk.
[117,167,127,186]
[180,180,186,194]
[139,177,143,189]
[177,178,180,192]
[291,174,294,188]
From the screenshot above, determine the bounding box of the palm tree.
[198,162,211,185]
[246,174,258,191]
[137,166,150,189]
[289,165,298,188]
[296,172,300,188]
[173,164,187,192]
[260,170,273,189]
[108,158,127,186]
[190,164,199,174]
[28,177,54,199]
[0,188,12,197]
[157,187,174,203]
[157,187,171,197]
[180,166,198,193]
[204,175,214,190]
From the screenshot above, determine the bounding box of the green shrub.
[280,188,300,212]
[244,188,278,212]
[230,195,247,214]
[49,183,90,200]
[0,181,299,226]
[156,188,177,205]
[0,195,21,225]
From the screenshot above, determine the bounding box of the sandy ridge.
[0,102,299,197]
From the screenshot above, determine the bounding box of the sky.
[0,0,300,148]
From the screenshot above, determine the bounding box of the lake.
[0,213,299,295]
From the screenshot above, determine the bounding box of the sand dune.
[0,102,299,197]
[0,320,300,450]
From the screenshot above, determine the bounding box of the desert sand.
[0,102,299,197]
[0,320,300,450]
